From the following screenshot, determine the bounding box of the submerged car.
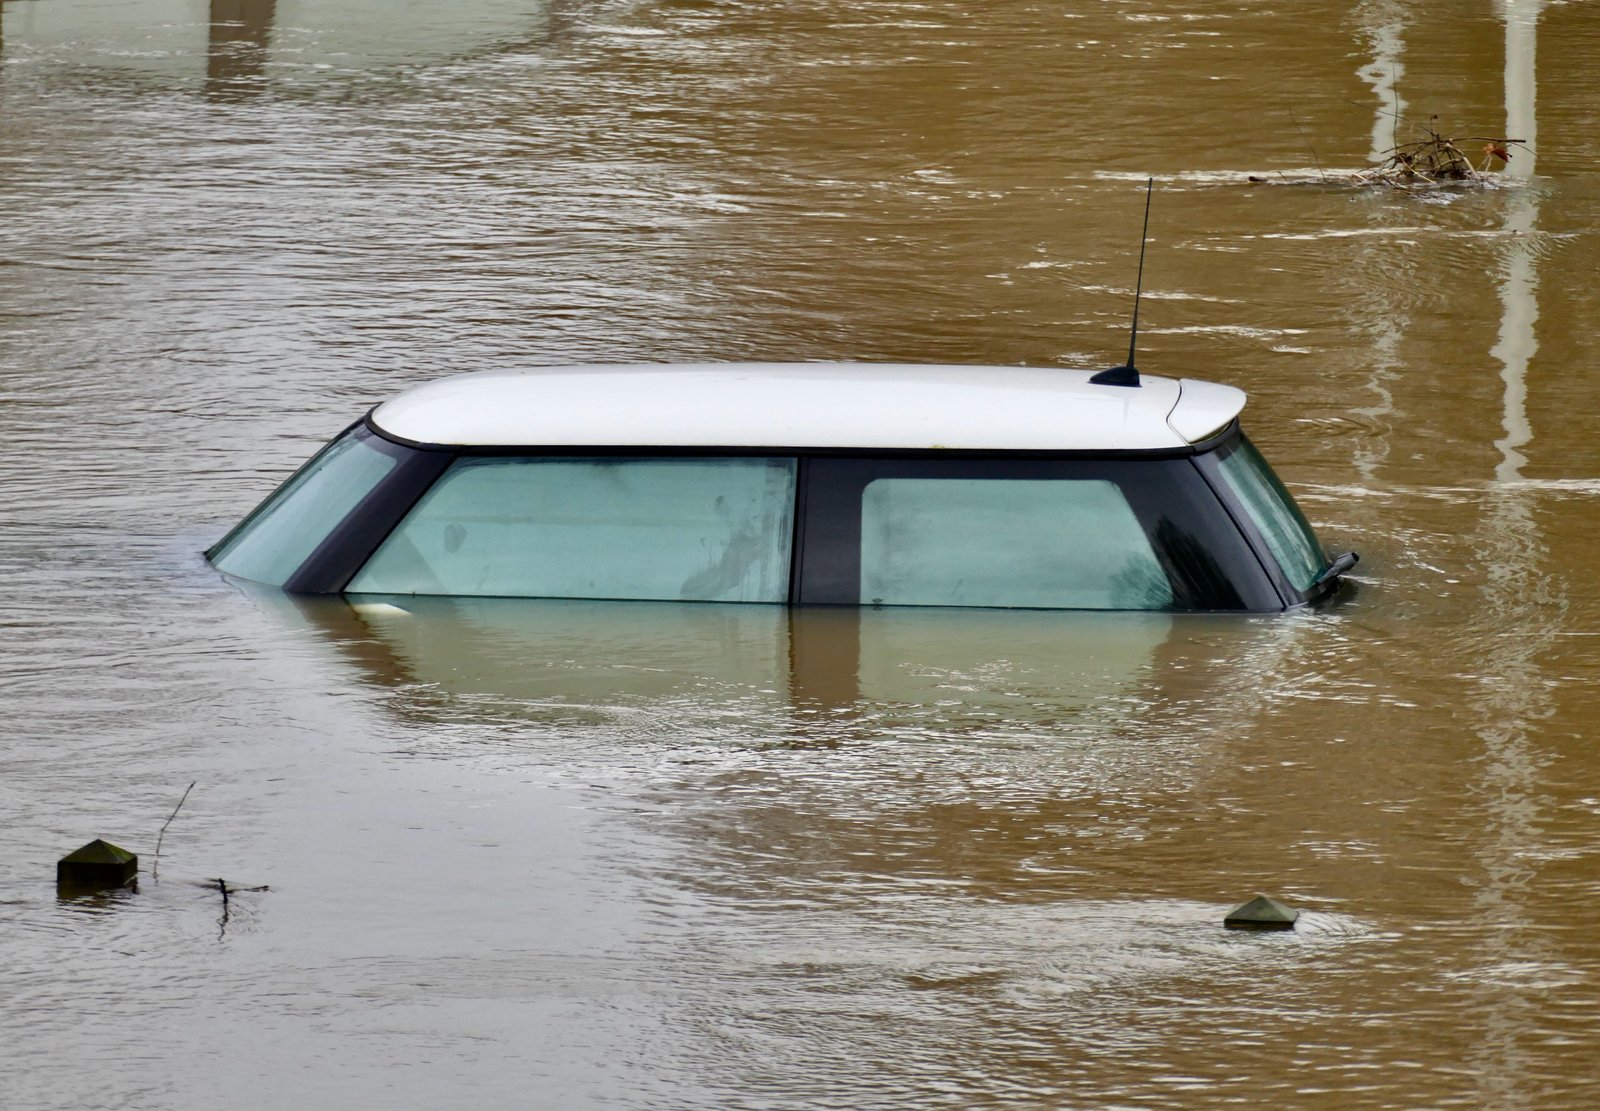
[207,363,1356,612]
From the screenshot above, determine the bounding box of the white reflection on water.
[1491,0,1542,485]
[1500,0,1540,183]
[1344,1,1411,487]
[1491,191,1539,485]
[1354,0,1408,164]
[1464,484,1563,1111]
[1468,7,1553,1107]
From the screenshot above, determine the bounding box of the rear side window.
[859,478,1172,609]
[209,427,397,587]
[1214,437,1325,591]
[347,456,797,602]
[798,455,1277,611]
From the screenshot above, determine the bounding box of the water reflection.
[284,593,1339,890]
[207,0,276,101]
[291,595,1184,732]
[1467,7,1555,1105]
[1501,0,1541,182]
[1493,0,1543,483]
[295,596,790,723]
[1463,485,1564,1111]
[0,0,552,88]
[54,884,140,912]
[1346,0,1412,488]
[277,593,1371,1109]
[285,592,1343,919]
[1354,0,1408,165]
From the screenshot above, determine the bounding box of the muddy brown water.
[4,1,1600,1107]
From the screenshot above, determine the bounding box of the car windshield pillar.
[209,424,451,592]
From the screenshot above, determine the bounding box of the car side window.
[797,454,1275,611]
[347,456,797,603]
[859,477,1173,610]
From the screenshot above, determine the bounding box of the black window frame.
[279,424,452,593]
[793,448,1281,612]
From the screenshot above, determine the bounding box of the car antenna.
[1090,176,1155,388]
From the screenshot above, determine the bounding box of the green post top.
[57,839,139,889]
[60,839,137,866]
[1224,894,1299,930]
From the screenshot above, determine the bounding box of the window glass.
[348,457,797,602]
[211,428,397,587]
[859,478,1173,610]
[1215,437,1325,591]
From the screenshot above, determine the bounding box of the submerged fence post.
[57,840,138,891]
[1224,894,1299,930]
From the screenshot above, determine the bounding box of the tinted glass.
[859,477,1173,610]
[348,456,797,602]
[210,427,397,587]
[1215,436,1326,592]
[801,455,1281,612]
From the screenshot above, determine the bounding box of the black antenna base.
[1090,364,1141,388]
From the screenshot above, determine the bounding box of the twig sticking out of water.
[1290,111,1327,182]
[152,781,195,883]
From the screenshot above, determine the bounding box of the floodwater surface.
[4,1,1600,1107]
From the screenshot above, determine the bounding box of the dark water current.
[4,1,1600,1107]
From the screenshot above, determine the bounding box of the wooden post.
[57,840,138,891]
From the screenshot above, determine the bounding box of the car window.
[858,477,1173,610]
[348,456,797,602]
[1214,436,1326,592]
[210,427,397,587]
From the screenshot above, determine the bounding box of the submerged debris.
[1242,114,1532,190]
[1355,117,1528,189]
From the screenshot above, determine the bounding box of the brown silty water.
[3,1,1600,1107]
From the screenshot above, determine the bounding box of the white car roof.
[368,363,1246,451]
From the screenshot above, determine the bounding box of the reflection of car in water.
[293,594,1192,728]
[302,595,794,711]
[209,364,1356,613]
